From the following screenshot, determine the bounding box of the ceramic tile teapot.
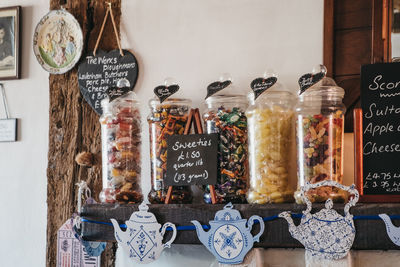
[111,202,177,263]
[191,203,264,264]
[279,180,359,260]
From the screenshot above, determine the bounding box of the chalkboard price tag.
[78,49,138,115]
[250,77,277,100]
[298,70,326,95]
[205,80,231,99]
[0,118,17,142]
[165,134,218,186]
[154,84,180,103]
[361,62,400,195]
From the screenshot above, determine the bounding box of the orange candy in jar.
[295,66,346,203]
[99,90,142,203]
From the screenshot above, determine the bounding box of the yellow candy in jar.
[246,89,295,204]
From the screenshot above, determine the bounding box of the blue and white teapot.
[279,180,359,260]
[191,203,264,264]
[111,202,177,264]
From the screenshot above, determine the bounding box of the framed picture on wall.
[0,6,20,80]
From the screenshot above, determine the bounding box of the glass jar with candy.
[99,84,142,203]
[203,80,249,204]
[295,66,346,203]
[147,97,193,203]
[246,79,295,204]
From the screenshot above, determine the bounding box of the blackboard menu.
[78,49,138,115]
[165,134,218,186]
[361,62,400,194]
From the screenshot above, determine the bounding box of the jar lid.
[248,81,293,104]
[148,97,192,107]
[301,77,345,99]
[100,91,139,110]
[205,94,248,106]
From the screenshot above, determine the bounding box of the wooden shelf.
[81,203,400,250]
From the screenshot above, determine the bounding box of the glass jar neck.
[249,91,294,107]
[205,94,248,109]
[299,94,344,104]
[149,98,191,109]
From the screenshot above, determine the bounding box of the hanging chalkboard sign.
[165,134,218,186]
[359,62,400,198]
[106,86,130,102]
[154,84,179,103]
[77,49,138,115]
[205,80,231,99]
[298,70,326,95]
[250,76,277,100]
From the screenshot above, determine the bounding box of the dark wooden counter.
[81,203,400,250]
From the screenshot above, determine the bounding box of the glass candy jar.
[147,98,193,203]
[295,77,346,203]
[246,90,295,204]
[203,95,249,204]
[99,91,142,203]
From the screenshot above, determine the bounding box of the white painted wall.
[0,0,325,266]
[0,1,48,267]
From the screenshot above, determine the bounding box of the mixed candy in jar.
[246,90,295,204]
[296,110,345,202]
[203,95,249,204]
[99,91,142,203]
[295,70,346,203]
[147,98,193,203]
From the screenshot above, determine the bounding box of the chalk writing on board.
[78,49,138,115]
[165,134,218,186]
[361,63,400,194]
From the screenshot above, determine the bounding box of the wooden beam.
[47,1,121,266]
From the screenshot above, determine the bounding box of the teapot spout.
[379,213,400,246]
[191,220,209,246]
[110,219,124,243]
[278,212,301,241]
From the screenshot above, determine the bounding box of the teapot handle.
[247,215,265,242]
[161,222,177,249]
[301,180,359,216]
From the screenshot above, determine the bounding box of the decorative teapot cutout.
[111,202,177,264]
[279,180,359,260]
[191,203,264,264]
[379,213,400,246]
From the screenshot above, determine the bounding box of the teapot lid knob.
[223,202,233,210]
[138,201,149,212]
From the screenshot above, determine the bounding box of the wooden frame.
[354,108,400,202]
[0,6,20,80]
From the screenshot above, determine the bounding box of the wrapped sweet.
[295,69,346,203]
[99,91,142,203]
[246,89,295,204]
[203,94,249,204]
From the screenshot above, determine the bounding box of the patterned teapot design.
[191,203,264,264]
[279,180,359,260]
[111,202,177,264]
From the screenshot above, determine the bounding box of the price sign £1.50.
[165,134,218,186]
